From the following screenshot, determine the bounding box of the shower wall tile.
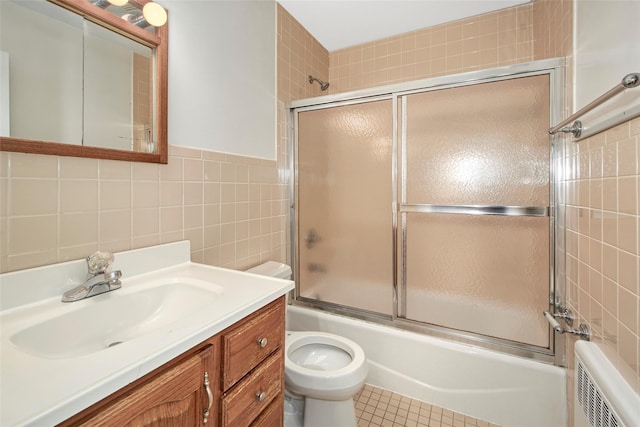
[277,4,329,101]
[276,4,328,267]
[327,5,534,93]
[564,116,640,388]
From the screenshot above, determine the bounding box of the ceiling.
[277,0,531,52]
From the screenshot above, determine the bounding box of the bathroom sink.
[10,280,222,359]
[0,242,295,427]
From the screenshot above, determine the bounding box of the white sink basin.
[10,280,222,359]
[1,241,294,427]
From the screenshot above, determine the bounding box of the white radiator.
[574,341,640,427]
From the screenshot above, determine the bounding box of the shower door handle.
[304,229,321,249]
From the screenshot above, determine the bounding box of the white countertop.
[0,242,293,426]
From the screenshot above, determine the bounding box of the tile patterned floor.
[354,384,501,427]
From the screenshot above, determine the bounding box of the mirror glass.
[0,0,167,163]
[84,21,154,152]
[1,0,84,144]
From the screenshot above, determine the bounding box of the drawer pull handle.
[256,391,266,402]
[203,372,213,424]
[257,337,268,348]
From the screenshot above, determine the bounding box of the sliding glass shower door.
[295,99,394,315]
[400,76,551,347]
[293,66,558,355]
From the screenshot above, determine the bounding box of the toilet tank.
[246,261,292,279]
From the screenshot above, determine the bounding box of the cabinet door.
[70,346,216,427]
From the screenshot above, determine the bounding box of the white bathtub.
[286,305,567,427]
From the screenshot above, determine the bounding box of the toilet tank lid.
[246,261,292,279]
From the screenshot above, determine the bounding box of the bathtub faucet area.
[61,252,122,302]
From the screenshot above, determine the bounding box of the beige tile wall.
[327,4,533,93]
[0,145,288,273]
[277,4,329,102]
[564,118,640,399]
[275,3,330,270]
[532,0,573,61]
[534,0,639,422]
[0,4,322,275]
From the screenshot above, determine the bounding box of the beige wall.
[564,118,640,421]
[277,4,329,102]
[534,0,640,424]
[565,119,640,427]
[327,4,534,93]
[0,146,288,272]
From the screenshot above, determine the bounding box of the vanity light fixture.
[140,2,167,27]
[122,1,167,28]
[89,0,167,28]
[91,0,128,8]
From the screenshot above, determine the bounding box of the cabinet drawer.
[221,350,283,427]
[221,298,284,390]
[251,394,284,427]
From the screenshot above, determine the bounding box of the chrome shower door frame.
[290,58,567,366]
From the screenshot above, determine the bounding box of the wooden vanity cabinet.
[219,297,285,426]
[58,297,285,427]
[59,340,219,427]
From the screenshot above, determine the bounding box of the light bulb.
[142,2,167,27]
[108,0,128,6]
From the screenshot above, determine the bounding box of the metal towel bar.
[549,72,640,138]
[543,310,591,340]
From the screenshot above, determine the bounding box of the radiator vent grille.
[576,356,621,427]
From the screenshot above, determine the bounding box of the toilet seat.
[285,331,367,401]
[244,262,366,426]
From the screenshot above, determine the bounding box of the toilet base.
[284,395,304,427]
[303,397,357,427]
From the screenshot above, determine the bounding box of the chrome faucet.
[62,252,122,302]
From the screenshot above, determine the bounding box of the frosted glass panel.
[405,214,550,347]
[297,100,393,315]
[294,72,554,351]
[405,75,550,206]
[402,74,551,348]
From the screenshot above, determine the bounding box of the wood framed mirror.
[0,0,168,163]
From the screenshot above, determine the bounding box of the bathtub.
[286,305,567,427]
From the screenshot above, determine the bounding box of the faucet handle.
[86,251,115,275]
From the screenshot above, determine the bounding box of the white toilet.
[246,262,368,427]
